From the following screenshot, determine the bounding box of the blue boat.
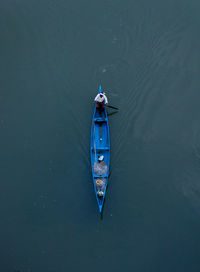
[90,86,110,213]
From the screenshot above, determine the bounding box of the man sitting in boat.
[94,91,108,112]
[93,155,108,176]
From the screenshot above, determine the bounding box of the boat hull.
[90,105,110,213]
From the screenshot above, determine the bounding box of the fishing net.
[93,161,108,175]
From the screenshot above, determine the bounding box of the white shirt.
[94,93,108,104]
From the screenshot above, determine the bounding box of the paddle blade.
[106,105,119,110]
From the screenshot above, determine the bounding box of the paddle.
[106,104,119,110]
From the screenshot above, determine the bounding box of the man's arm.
[94,94,100,102]
[104,95,108,104]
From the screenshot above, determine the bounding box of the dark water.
[1,0,200,271]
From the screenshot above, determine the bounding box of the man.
[94,91,108,111]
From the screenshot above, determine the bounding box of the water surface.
[1,0,200,271]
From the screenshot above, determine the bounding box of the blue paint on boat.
[90,86,110,213]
